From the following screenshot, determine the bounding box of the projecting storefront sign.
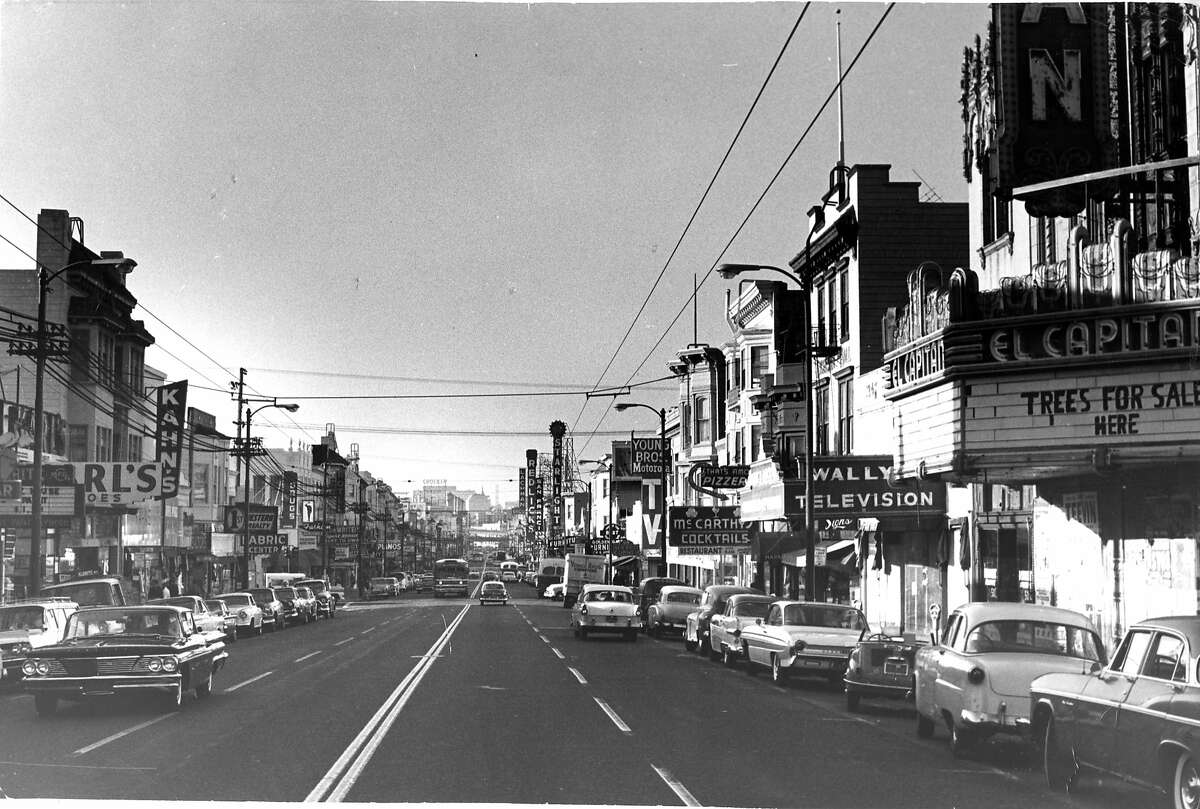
[222,504,279,533]
[631,437,667,476]
[668,506,749,554]
[17,462,164,506]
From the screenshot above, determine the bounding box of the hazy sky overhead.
[0,1,987,502]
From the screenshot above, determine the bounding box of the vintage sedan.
[294,587,321,621]
[478,581,509,606]
[248,588,287,632]
[915,601,1104,755]
[0,598,79,682]
[272,586,310,625]
[570,584,640,641]
[543,582,565,601]
[203,599,240,644]
[739,601,867,685]
[645,585,703,637]
[297,579,337,617]
[213,592,265,636]
[1030,615,1199,805]
[844,634,927,712]
[683,585,762,654]
[148,596,226,638]
[708,593,775,666]
[20,605,229,715]
[634,576,685,625]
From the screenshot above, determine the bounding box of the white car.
[0,598,79,681]
[214,592,266,636]
[738,601,867,685]
[708,593,775,665]
[543,582,565,600]
[570,584,640,642]
[914,601,1103,755]
[645,585,703,637]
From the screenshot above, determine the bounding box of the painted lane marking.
[568,667,588,685]
[0,760,156,771]
[362,626,376,634]
[306,603,471,802]
[334,637,355,647]
[593,697,631,733]
[651,764,700,807]
[550,647,565,659]
[73,715,172,755]
[539,635,550,643]
[295,651,323,663]
[225,671,275,693]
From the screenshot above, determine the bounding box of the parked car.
[479,581,509,606]
[544,582,565,601]
[570,583,640,641]
[40,576,139,607]
[739,601,868,685]
[645,585,703,637]
[915,601,1104,755]
[248,588,287,632]
[683,585,762,654]
[1029,615,1189,800]
[634,577,685,625]
[707,593,775,665]
[294,587,320,622]
[297,579,337,617]
[274,586,315,624]
[203,599,240,644]
[147,596,227,638]
[369,577,399,600]
[844,633,927,712]
[213,592,265,636]
[0,598,79,682]
[20,605,229,715]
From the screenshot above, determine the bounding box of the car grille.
[805,646,851,657]
[42,657,158,677]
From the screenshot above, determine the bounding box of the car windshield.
[219,595,253,607]
[0,606,46,631]
[65,609,182,639]
[204,601,225,613]
[301,581,327,593]
[276,588,297,599]
[963,620,1104,661]
[734,601,771,619]
[666,593,699,604]
[781,604,867,630]
[585,590,630,603]
[249,589,275,603]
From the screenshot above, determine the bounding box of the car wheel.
[34,693,57,718]
[195,670,213,700]
[1172,751,1200,809]
[948,721,971,757]
[227,630,238,643]
[684,637,697,652]
[917,713,935,738]
[771,654,788,684]
[708,639,722,661]
[846,691,861,712]
[1043,717,1075,792]
[255,619,264,637]
[722,645,737,668]
[743,643,755,675]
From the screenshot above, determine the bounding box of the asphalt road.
[0,584,1155,807]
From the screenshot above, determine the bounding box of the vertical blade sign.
[155,381,188,499]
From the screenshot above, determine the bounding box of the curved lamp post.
[241,400,299,590]
[27,257,135,596]
[614,402,669,578]
[716,261,819,602]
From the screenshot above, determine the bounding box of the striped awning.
[782,538,857,568]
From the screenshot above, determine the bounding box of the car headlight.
[22,660,39,676]
[967,666,985,684]
[791,640,807,655]
[238,610,249,620]
[147,657,162,672]
[35,660,50,675]
[579,605,588,615]
[161,657,179,673]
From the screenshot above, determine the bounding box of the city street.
[0,587,1148,808]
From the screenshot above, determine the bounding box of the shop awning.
[612,555,641,568]
[782,538,857,568]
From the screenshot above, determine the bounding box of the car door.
[1072,629,1151,774]
[1110,630,1186,785]
[748,605,784,667]
[918,611,962,718]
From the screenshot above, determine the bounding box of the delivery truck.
[562,552,608,608]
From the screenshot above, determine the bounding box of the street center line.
[651,764,700,807]
[225,671,275,692]
[539,635,550,643]
[334,637,355,646]
[550,647,565,659]
[74,715,172,755]
[295,651,323,663]
[593,697,631,733]
[362,626,376,634]
[568,667,588,684]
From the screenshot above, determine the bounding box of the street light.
[716,260,820,602]
[614,402,669,578]
[241,400,299,590]
[578,459,615,584]
[24,257,135,596]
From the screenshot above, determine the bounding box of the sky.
[0,1,987,504]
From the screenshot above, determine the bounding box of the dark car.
[683,585,762,656]
[297,579,337,618]
[20,605,229,715]
[1030,615,1190,803]
[633,577,685,630]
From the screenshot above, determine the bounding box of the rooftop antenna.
[911,168,945,203]
[835,8,847,203]
[693,273,699,346]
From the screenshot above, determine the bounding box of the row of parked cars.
[620,577,1200,809]
[0,575,340,717]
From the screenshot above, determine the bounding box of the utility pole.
[351,478,368,598]
[233,369,245,589]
